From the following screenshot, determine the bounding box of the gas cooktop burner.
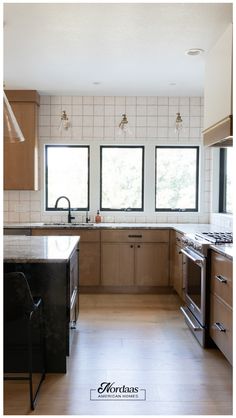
[195,232,233,244]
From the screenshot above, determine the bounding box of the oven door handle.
[180,248,204,265]
[180,306,202,331]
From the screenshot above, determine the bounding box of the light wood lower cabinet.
[32,228,100,287]
[101,243,135,286]
[170,231,184,299]
[210,250,233,365]
[135,243,169,286]
[210,294,232,364]
[101,230,170,289]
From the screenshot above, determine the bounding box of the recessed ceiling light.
[185,48,205,56]
[93,81,101,85]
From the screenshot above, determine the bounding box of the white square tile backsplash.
[4,94,219,225]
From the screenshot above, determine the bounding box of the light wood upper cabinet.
[203,24,233,146]
[4,90,40,190]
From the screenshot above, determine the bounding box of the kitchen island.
[4,235,80,373]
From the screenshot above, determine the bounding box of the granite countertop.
[210,244,234,260]
[4,222,232,233]
[4,235,80,263]
[4,222,233,259]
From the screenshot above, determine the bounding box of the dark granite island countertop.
[4,235,80,373]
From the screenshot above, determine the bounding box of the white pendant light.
[175,112,183,133]
[3,91,25,142]
[118,113,132,136]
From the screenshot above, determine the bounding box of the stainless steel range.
[180,231,233,347]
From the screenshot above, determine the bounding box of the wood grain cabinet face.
[4,91,39,190]
[101,243,135,286]
[135,243,169,286]
[210,294,232,364]
[170,231,184,299]
[210,250,233,364]
[101,230,170,288]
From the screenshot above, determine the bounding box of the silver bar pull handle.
[215,275,227,284]
[180,306,201,331]
[213,322,226,332]
[180,248,203,265]
[70,287,78,310]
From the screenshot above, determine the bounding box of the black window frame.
[45,144,90,211]
[100,145,145,212]
[155,145,199,212]
[219,148,232,214]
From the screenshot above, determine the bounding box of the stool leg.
[39,307,46,379]
[27,314,34,410]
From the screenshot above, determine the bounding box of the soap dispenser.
[95,210,102,223]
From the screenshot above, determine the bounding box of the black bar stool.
[4,272,46,410]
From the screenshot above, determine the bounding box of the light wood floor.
[4,294,232,415]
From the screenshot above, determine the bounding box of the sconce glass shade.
[3,92,25,142]
[175,112,183,133]
[118,113,132,136]
[59,110,70,131]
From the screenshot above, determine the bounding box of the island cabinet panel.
[4,90,39,190]
[101,229,170,291]
[210,250,233,365]
[101,243,135,286]
[32,228,100,287]
[4,262,68,373]
[170,231,184,299]
[68,246,79,330]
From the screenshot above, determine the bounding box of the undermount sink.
[43,222,94,226]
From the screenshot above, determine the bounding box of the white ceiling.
[4,3,232,96]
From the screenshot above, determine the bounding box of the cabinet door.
[135,243,169,286]
[101,243,134,286]
[173,245,184,298]
[4,93,39,190]
[210,294,232,365]
[80,242,100,286]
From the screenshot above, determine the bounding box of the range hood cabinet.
[203,116,233,147]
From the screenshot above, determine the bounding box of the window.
[155,146,199,211]
[100,146,144,211]
[219,148,233,214]
[45,145,89,211]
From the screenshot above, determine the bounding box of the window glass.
[101,146,144,211]
[45,145,89,210]
[219,148,233,214]
[155,146,199,211]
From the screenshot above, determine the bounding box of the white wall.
[4,94,213,224]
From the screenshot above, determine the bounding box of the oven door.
[181,246,206,326]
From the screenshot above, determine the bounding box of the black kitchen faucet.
[54,196,75,223]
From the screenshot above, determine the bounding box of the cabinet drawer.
[210,294,232,364]
[101,229,169,243]
[211,251,232,307]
